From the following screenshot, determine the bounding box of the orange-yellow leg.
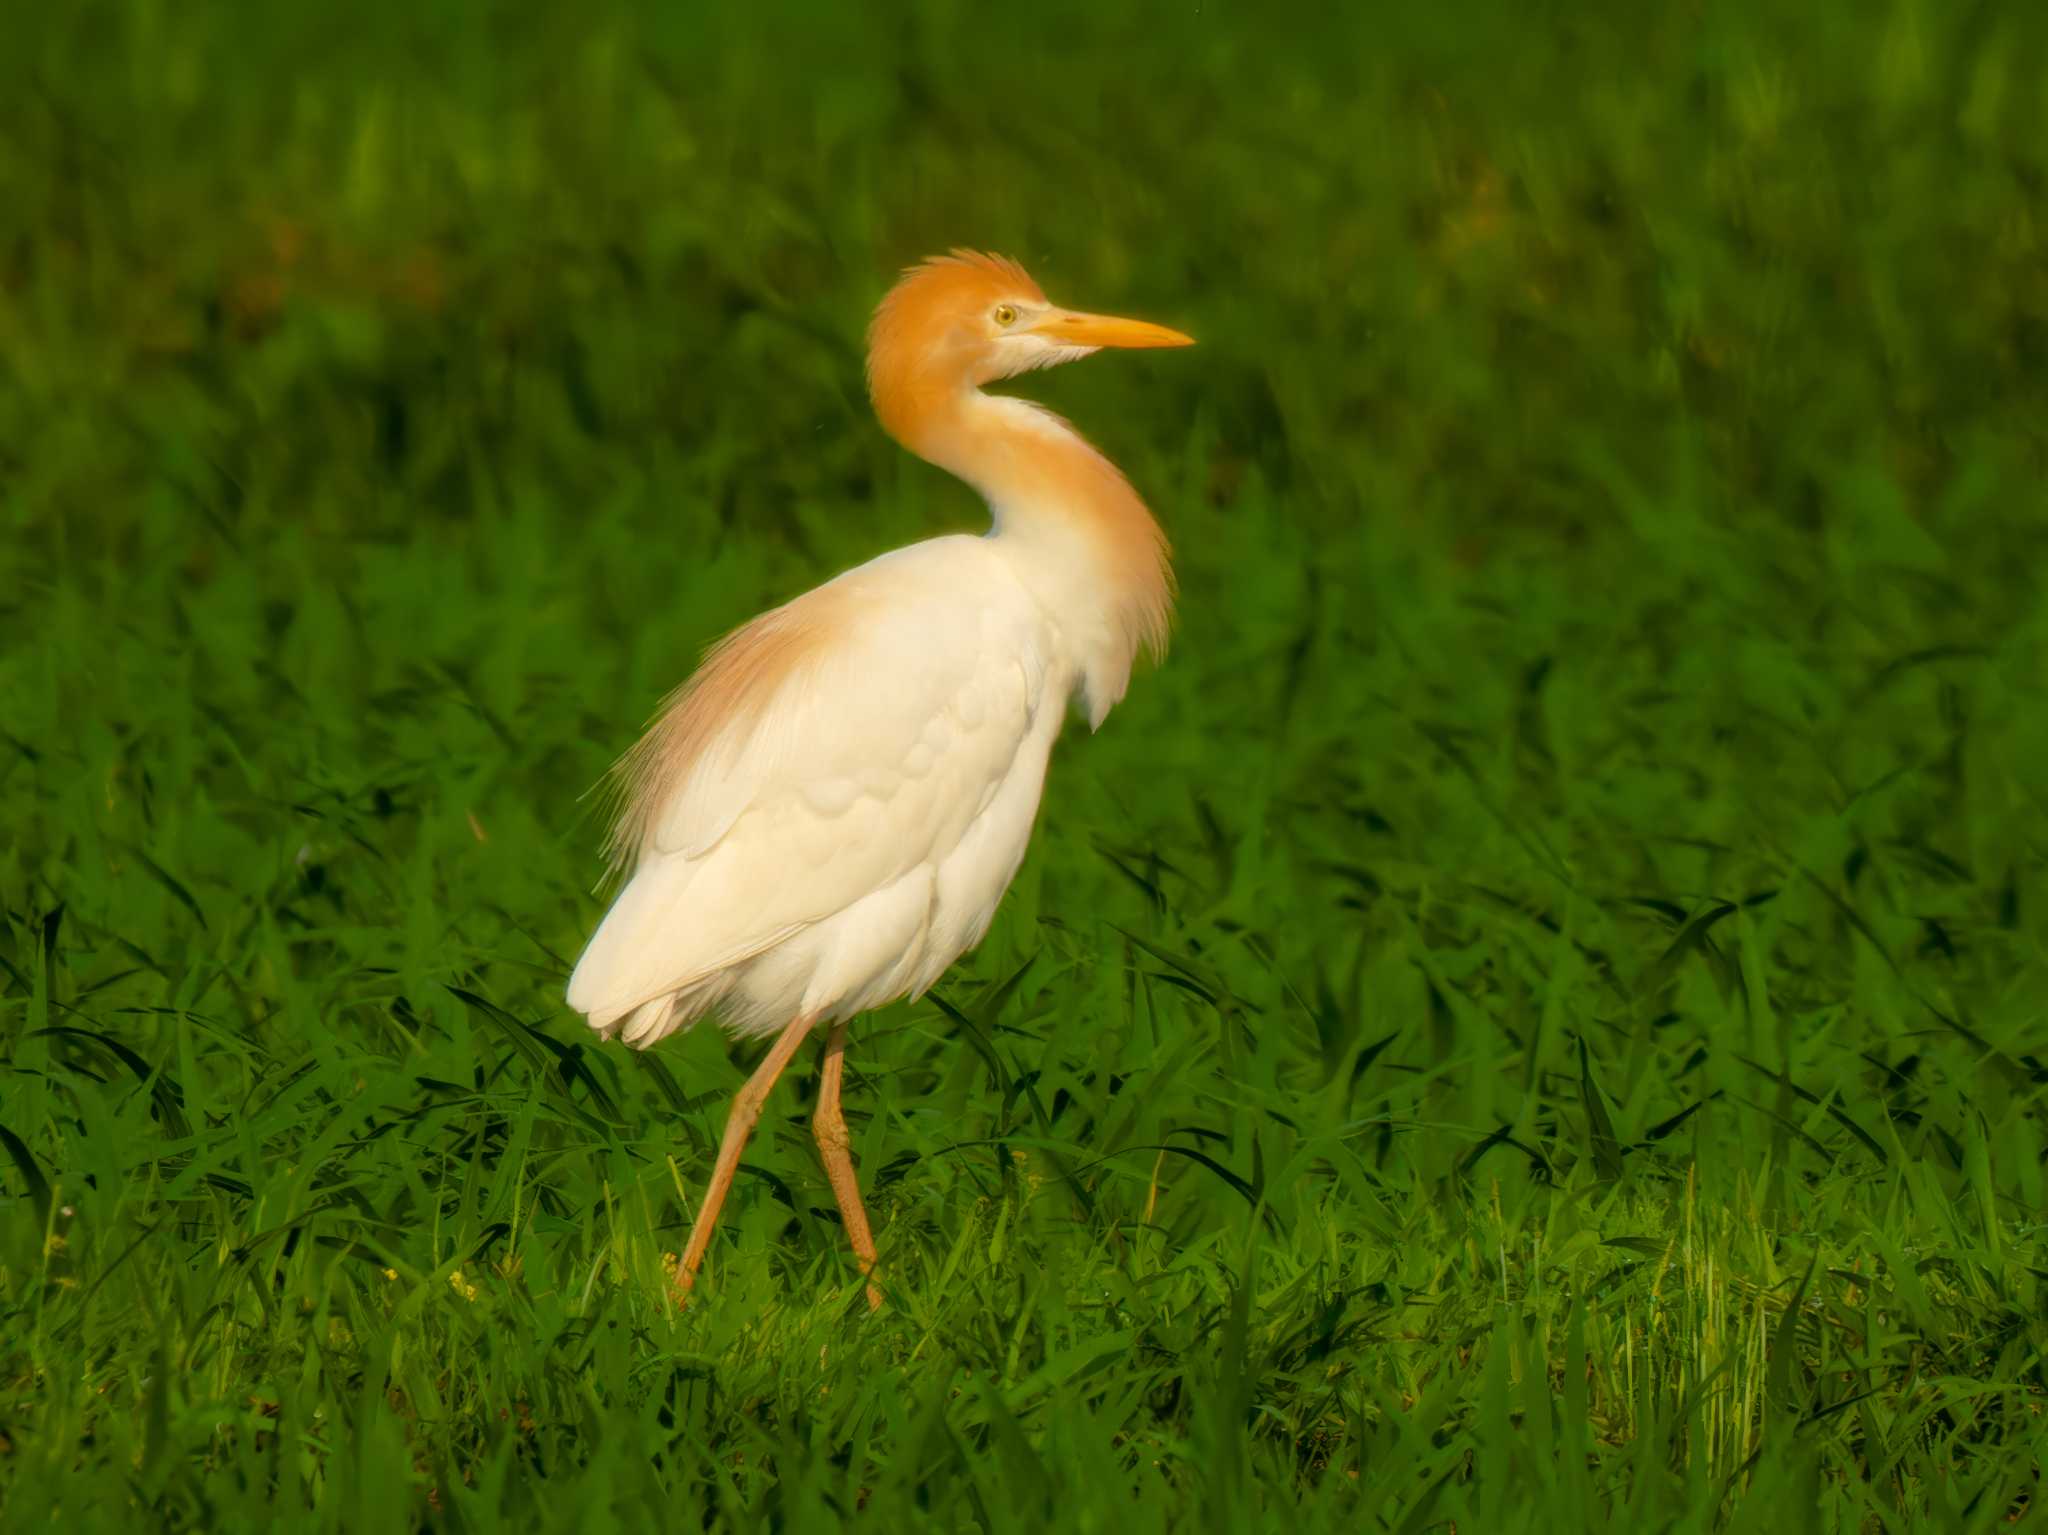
[671,1012,818,1302]
[814,1018,883,1310]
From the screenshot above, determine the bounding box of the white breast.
[567,535,1076,1045]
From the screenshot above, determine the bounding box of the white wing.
[566,535,1052,1032]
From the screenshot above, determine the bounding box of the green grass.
[5,0,2048,1528]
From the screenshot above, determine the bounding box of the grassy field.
[4,0,2048,1528]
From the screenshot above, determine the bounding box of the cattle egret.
[567,250,1193,1309]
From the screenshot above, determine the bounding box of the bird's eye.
[992,303,1018,327]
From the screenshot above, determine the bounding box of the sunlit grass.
[3,0,2046,1529]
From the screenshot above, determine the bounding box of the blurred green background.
[3,1,2047,1529]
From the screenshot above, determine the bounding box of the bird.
[566,250,1193,1310]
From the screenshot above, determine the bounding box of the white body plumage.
[569,530,1072,1044]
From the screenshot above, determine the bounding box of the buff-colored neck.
[885,386,1174,708]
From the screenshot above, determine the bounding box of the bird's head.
[866,250,1193,446]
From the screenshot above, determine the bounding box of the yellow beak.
[1030,309,1196,349]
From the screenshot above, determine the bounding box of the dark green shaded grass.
[4,0,2048,1529]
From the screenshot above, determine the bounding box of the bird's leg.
[814,1018,883,1310]
[671,1011,818,1303]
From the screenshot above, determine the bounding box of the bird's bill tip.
[1032,309,1195,349]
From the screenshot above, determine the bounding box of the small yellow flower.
[381,1267,398,1282]
[447,1269,480,1302]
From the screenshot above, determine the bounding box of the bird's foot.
[662,1250,696,1309]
